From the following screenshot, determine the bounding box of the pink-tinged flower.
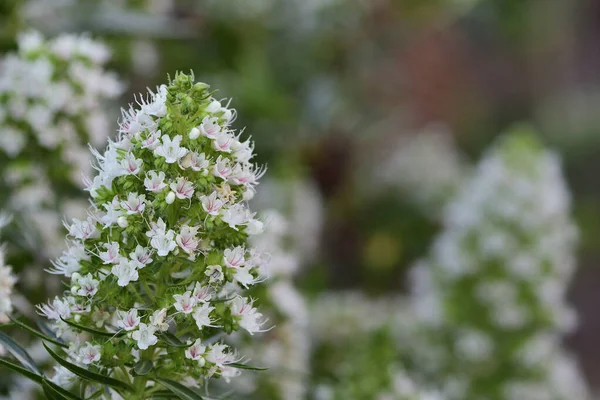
[200,192,224,216]
[212,156,232,180]
[99,242,121,264]
[36,296,72,320]
[223,247,246,268]
[170,177,194,200]
[229,296,267,335]
[192,282,213,303]
[146,218,167,238]
[120,152,143,175]
[66,217,98,240]
[141,130,161,150]
[176,225,200,254]
[116,308,140,331]
[100,197,124,228]
[144,170,167,192]
[199,116,221,139]
[185,339,206,362]
[221,204,252,230]
[76,273,99,297]
[155,134,188,163]
[173,291,197,314]
[78,343,101,365]
[129,245,153,266]
[206,343,237,367]
[212,132,234,153]
[179,152,210,172]
[121,192,146,214]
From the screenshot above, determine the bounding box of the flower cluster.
[0,214,16,324]
[373,124,467,219]
[38,72,271,396]
[229,210,310,399]
[0,30,122,261]
[408,129,590,399]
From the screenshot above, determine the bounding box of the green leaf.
[159,332,191,348]
[9,317,67,348]
[60,318,124,338]
[155,377,205,400]
[43,378,83,400]
[43,343,134,393]
[0,357,43,384]
[43,384,63,400]
[227,362,268,371]
[0,331,42,374]
[133,360,153,376]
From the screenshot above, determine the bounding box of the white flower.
[192,303,216,330]
[36,296,72,320]
[192,282,213,303]
[206,343,235,367]
[212,156,232,180]
[199,116,221,139]
[141,130,161,150]
[150,229,177,257]
[146,218,167,238]
[78,343,101,365]
[66,217,98,240]
[129,245,153,266]
[131,323,158,350]
[170,177,194,200]
[75,273,99,297]
[232,266,257,288]
[180,152,209,172]
[212,132,234,153]
[221,203,251,230]
[173,291,197,314]
[116,308,140,331]
[99,242,122,265]
[111,259,139,287]
[200,191,224,216]
[246,219,264,235]
[144,170,167,192]
[205,265,224,284]
[229,296,267,334]
[223,247,246,268]
[176,225,200,254]
[155,134,188,163]
[185,339,206,362]
[100,198,124,229]
[149,308,169,332]
[120,152,143,175]
[121,192,146,214]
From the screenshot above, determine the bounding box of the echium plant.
[409,127,590,399]
[0,30,122,262]
[30,72,270,399]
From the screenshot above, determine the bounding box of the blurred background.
[1,0,600,398]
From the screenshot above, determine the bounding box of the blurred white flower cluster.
[375,124,467,218]
[0,30,122,261]
[0,215,16,324]
[408,128,590,399]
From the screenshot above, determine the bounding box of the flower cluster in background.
[408,127,590,399]
[37,72,271,397]
[0,214,15,325]
[0,30,122,276]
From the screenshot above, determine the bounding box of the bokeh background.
[1,0,600,397]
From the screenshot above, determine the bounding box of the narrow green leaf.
[9,317,67,348]
[60,318,124,338]
[0,331,42,374]
[155,377,205,400]
[43,378,83,400]
[0,357,43,384]
[159,332,191,348]
[43,343,134,393]
[44,384,64,400]
[133,360,153,376]
[227,362,268,371]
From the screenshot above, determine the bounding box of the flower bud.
[166,191,176,204]
[117,217,129,228]
[189,127,200,140]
